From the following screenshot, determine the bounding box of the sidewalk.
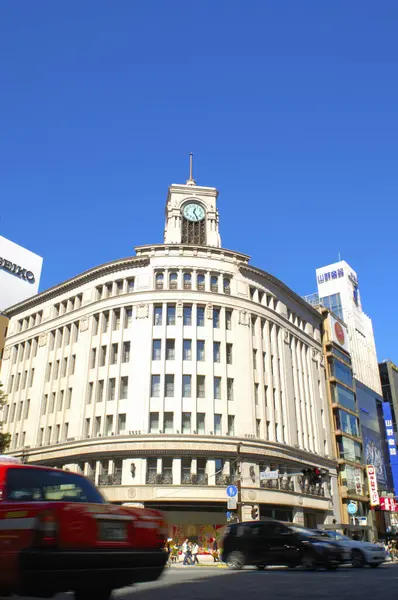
[169,554,227,568]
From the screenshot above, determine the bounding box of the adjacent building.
[0,312,9,370]
[0,236,43,312]
[0,171,340,544]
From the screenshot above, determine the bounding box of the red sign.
[380,497,398,512]
[334,321,345,345]
[366,465,380,507]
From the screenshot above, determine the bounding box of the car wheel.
[369,563,381,569]
[352,550,365,568]
[300,552,317,571]
[75,588,113,600]
[227,551,245,570]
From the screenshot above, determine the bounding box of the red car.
[0,458,168,600]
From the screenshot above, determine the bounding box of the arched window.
[223,277,231,295]
[210,275,218,293]
[169,272,178,289]
[183,272,192,290]
[155,273,164,290]
[197,273,205,291]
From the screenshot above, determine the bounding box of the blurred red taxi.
[0,457,167,600]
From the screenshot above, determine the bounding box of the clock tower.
[163,154,221,247]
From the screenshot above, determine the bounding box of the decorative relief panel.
[136,303,149,319]
[206,303,213,319]
[2,347,10,361]
[38,333,47,347]
[176,301,183,318]
[79,317,89,332]
[239,310,250,326]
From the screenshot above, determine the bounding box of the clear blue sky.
[1,1,397,362]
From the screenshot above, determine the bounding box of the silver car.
[315,530,386,568]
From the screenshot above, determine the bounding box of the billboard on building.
[382,402,398,496]
[329,314,350,353]
[366,465,380,507]
[0,236,42,311]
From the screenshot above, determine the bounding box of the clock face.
[183,202,205,222]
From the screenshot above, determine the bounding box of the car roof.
[228,518,286,529]
[0,462,84,478]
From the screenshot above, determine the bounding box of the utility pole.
[236,442,243,522]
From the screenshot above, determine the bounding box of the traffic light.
[251,506,259,520]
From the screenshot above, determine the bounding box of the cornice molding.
[4,256,150,317]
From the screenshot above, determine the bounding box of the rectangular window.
[103,312,109,333]
[152,339,162,360]
[91,348,97,369]
[330,359,353,388]
[167,304,176,326]
[85,418,91,438]
[61,357,68,378]
[197,340,205,361]
[254,383,259,405]
[266,421,270,439]
[64,422,69,440]
[227,378,234,401]
[54,362,60,380]
[22,370,28,389]
[228,415,235,436]
[38,428,44,446]
[117,413,126,434]
[24,399,30,419]
[111,343,118,364]
[49,392,56,413]
[122,341,130,362]
[115,280,123,295]
[58,390,64,411]
[66,388,72,409]
[87,382,93,404]
[333,384,356,412]
[225,310,232,330]
[226,343,233,364]
[17,402,23,421]
[197,375,205,398]
[256,419,261,437]
[164,412,174,434]
[46,362,52,382]
[106,415,113,436]
[10,403,16,422]
[182,412,191,434]
[70,354,76,375]
[149,412,159,433]
[97,380,104,402]
[108,378,116,401]
[197,413,205,434]
[213,341,221,363]
[32,337,38,358]
[253,349,257,369]
[113,310,121,331]
[336,409,360,437]
[213,308,220,328]
[214,414,222,435]
[182,375,192,398]
[338,437,362,462]
[28,368,35,388]
[166,339,175,360]
[95,416,102,437]
[154,305,163,326]
[214,376,221,399]
[42,395,48,415]
[183,339,192,360]
[165,374,174,397]
[125,308,133,328]
[8,375,14,394]
[93,314,99,336]
[183,305,192,326]
[120,376,129,399]
[72,322,79,343]
[197,306,205,326]
[127,278,135,292]
[100,345,107,367]
[46,427,52,444]
[151,375,160,397]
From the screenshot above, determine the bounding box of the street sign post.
[226,485,238,498]
[227,497,238,510]
[347,502,357,516]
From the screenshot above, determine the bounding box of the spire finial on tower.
[186,152,196,186]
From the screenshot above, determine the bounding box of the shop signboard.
[354,468,363,496]
[380,497,398,512]
[260,470,279,481]
[382,402,398,496]
[329,314,350,353]
[366,465,380,507]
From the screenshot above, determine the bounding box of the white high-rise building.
[0,168,340,540]
[0,236,43,311]
[314,260,381,394]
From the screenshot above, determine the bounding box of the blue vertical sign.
[382,402,398,496]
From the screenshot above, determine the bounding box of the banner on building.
[329,314,350,353]
[380,497,398,512]
[354,468,363,496]
[381,402,398,497]
[366,465,380,507]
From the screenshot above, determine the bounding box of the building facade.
[0,236,43,312]
[0,313,9,370]
[0,175,340,542]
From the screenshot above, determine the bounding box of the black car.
[221,519,346,570]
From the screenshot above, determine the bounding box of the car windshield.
[317,530,348,541]
[289,526,320,539]
[6,467,105,503]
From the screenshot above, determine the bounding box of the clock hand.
[193,208,198,219]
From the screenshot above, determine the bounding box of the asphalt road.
[113,564,398,599]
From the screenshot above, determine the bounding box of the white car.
[316,530,386,568]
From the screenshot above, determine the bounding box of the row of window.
[17,311,43,333]
[148,411,235,435]
[83,413,127,438]
[151,339,233,363]
[154,271,231,294]
[96,278,135,300]
[90,342,131,368]
[153,304,233,328]
[87,377,129,404]
[149,374,234,400]
[45,355,76,382]
[7,369,35,394]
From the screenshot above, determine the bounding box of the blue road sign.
[347,502,357,515]
[226,511,232,520]
[226,485,238,498]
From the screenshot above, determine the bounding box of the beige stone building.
[0,172,340,544]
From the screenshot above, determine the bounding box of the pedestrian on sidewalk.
[182,539,193,565]
[192,542,199,564]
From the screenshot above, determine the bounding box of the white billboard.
[0,236,43,311]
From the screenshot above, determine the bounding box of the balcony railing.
[260,478,294,492]
[181,473,209,485]
[146,472,173,485]
[98,473,122,486]
[298,477,326,497]
[215,474,234,486]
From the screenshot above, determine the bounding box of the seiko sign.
[0,257,35,283]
